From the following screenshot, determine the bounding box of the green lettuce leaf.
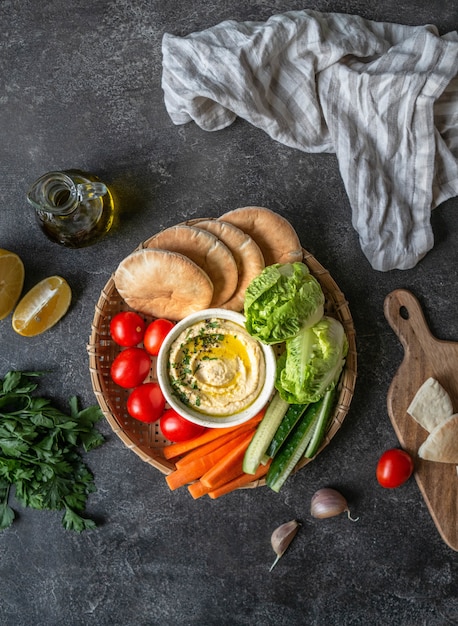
[244,262,325,344]
[275,316,348,404]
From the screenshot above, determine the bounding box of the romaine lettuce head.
[244,262,325,344]
[275,316,348,404]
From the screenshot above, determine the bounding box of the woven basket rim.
[88,239,357,489]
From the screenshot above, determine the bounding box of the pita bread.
[418,414,458,464]
[145,225,238,307]
[406,377,454,432]
[218,206,303,266]
[114,248,213,321]
[193,219,265,311]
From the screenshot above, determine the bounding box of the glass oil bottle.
[27,170,115,248]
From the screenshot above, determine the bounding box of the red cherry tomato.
[144,318,175,356]
[376,448,414,488]
[110,347,151,389]
[110,311,146,347]
[160,408,207,442]
[127,382,166,423]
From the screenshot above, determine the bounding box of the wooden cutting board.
[384,289,458,551]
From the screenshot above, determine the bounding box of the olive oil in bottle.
[27,169,115,248]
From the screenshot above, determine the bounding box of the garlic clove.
[269,519,300,571]
[310,488,359,521]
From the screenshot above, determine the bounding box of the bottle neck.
[27,172,79,216]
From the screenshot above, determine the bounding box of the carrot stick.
[174,423,255,468]
[188,448,269,500]
[162,408,266,460]
[208,461,271,499]
[187,480,211,499]
[200,431,254,489]
[188,449,252,500]
[173,434,235,468]
[187,436,253,499]
[165,431,252,491]
[163,426,236,461]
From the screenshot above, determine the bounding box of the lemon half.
[0,249,25,320]
[12,275,72,337]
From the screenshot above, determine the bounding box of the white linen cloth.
[162,10,458,271]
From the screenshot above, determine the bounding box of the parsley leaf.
[0,371,104,532]
[0,481,14,529]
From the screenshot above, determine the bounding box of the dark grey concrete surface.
[1,1,457,625]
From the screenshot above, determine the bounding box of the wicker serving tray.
[88,239,357,488]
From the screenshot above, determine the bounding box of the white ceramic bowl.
[157,308,276,428]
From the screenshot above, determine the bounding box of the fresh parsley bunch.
[0,371,105,532]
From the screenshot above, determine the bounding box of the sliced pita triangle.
[406,377,454,432]
[418,414,458,464]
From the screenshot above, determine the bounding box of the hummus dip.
[168,317,266,416]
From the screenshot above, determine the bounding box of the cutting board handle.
[383,289,436,353]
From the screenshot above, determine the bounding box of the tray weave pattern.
[88,244,357,487]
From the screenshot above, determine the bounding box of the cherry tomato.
[127,382,166,423]
[110,347,151,389]
[144,318,175,356]
[376,448,414,488]
[160,408,207,442]
[110,311,146,347]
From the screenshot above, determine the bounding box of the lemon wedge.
[0,249,25,320]
[12,276,72,336]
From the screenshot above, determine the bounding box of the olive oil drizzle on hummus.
[168,318,265,416]
[170,321,228,407]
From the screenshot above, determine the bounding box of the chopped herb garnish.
[168,321,233,411]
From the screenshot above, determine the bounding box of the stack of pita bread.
[407,377,458,466]
[114,206,303,321]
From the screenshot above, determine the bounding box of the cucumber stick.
[265,403,308,459]
[303,387,336,459]
[266,399,325,493]
[242,392,290,474]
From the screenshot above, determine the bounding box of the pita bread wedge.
[418,414,458,464]
[145,225,238,307]
[406,377,454,432]
[114,248,214,321]
[218,206,303,266]
[193,219,265,311]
